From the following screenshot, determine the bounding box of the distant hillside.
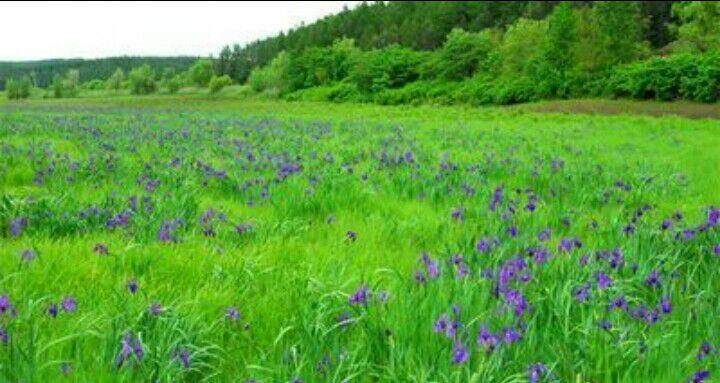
[216,1,676,83]
[0,56,199,90]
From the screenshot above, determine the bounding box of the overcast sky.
[0,1,361,61]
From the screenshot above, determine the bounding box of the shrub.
[247,51,292,94]
[191,59,214,87]
[83,79,106,90]
[5,77,31,100]
[423,28,501,81]
[209,74,233,94]
[348,45,429,93]
[106,68,125,91]
[128,64,157,95]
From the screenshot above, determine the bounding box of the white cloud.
[0,1,360,61]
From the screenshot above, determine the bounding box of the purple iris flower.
[503,328,521,344]
[10,217,28,237]
[48,303,59,318]
[528,363,547,383]
[596,272,612,290]
[349,285,371,306]
[21,249,36,262]
[61,296,77,313]
[660,296,672,314]
[149,302,163,316]
[174,347,191,369]
[128,279,138,294]
[478,326,499,352]
[645,271,660,288]
[422,253,440,279]
[690,370,710,383]
[452,343,469,364]
[226,306,241,321]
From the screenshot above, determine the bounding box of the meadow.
[1,96,720,382]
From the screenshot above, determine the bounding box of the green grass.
[1,96,719,382]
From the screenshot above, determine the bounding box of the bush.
[83,79,106,90]
[348,45,429,93]
[5,77,31,100]
[209,75,233,94]
[191,59,214,87]
[423,28,500,81]
[51,70,80,98]
[106,68,125,91]
[247,51,292,94]
[128,64,157,95]
[163,75,182,94]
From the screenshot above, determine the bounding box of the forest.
[4,1,720,106]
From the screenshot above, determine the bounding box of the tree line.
[5,1,720,105]
[237,1,720,105]
[4,58,234,100]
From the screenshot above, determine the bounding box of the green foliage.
[348,45,429,93]
[51,70,80,98]
[209,75,233,94]
[606,53,720,102]
[671,2,720,53]
[534,2,578,98]
[128,64,157,95]
[82,79,106,91]
[594,1,647,66]
[190,59,214,87]
[423,28,501,81]
[247,51,292,94]
[284,38,360,91]
[0,57,196,90]
[4,76,31,100]
[498,18,547,76]
[106,68,125,91]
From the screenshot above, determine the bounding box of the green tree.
[535,2,577,97]
[107,68,125,91]
[5,77,31,100]
[593,2,648,67]
[209,74,233,94]
[128,64,157,95]
[498,18,547,76]
[671,2,720,53]
[190,59,214,87]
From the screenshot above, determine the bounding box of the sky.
[0,1,361,61]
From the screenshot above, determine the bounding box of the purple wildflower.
[697,341,713,361]
[452,343,469,364]
[477,326,499,352]
[149,302,163,316]
[10,217,28,237]
[61,296,77,313]
[422,253,440,279]
[21,249,36,262]
[128,279,138,294]
[346,231,357,242]
[599,319,613,330]
[503,328,521,344]
[174,347,191,369]
[645,270,660,288]
[490,186,503,212]
[226,306,241,321]
[451,208,464,221]
[348,285,371,307]
[690,370,710,383]
[660,296,672,314]
[48,303,59,318]
[528,363,547,383]
[596,272,612,290]
[0,326,7,344]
